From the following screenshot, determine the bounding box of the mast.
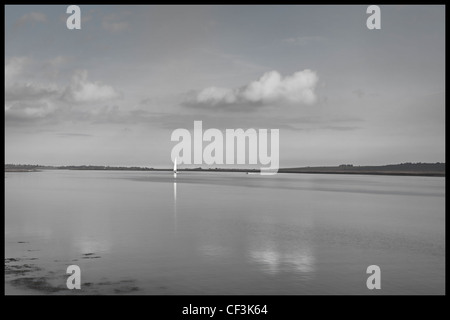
[174,158,177,178]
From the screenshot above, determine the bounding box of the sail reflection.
[173,181,177,236]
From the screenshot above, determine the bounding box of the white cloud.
[186,69,319,108]
[62,70,122,103]
[197,87,237,105]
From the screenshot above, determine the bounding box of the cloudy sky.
[5,5,445,168]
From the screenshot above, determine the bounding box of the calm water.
[5,170,445,294]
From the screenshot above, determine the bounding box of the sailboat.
[173,158,178,178]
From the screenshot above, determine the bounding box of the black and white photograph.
[4,4,445,300]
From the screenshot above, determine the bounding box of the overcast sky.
[5,5,445,168]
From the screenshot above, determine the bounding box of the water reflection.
[75,237,111,255]
[199,244,231,258]
[249,241,315,275]
[247,214,316,277]
[173,181,177,236]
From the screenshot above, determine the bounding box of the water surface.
[5,170,445,294]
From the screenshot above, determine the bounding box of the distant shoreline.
[5,163,445,177]
[5,168,40,172]
[277,170,445,177]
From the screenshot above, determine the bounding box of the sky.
[5,5,445,168]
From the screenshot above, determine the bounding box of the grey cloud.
[322,125,360,131]
[5,100,60,123]
[353,89,365,99]
[102,14,130,32]
[55,133,93,137]
[283,36,326,46]
[6,83,59,102]
[15,12,47,28]
[5,56,30,80]
[6,56,122,104]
